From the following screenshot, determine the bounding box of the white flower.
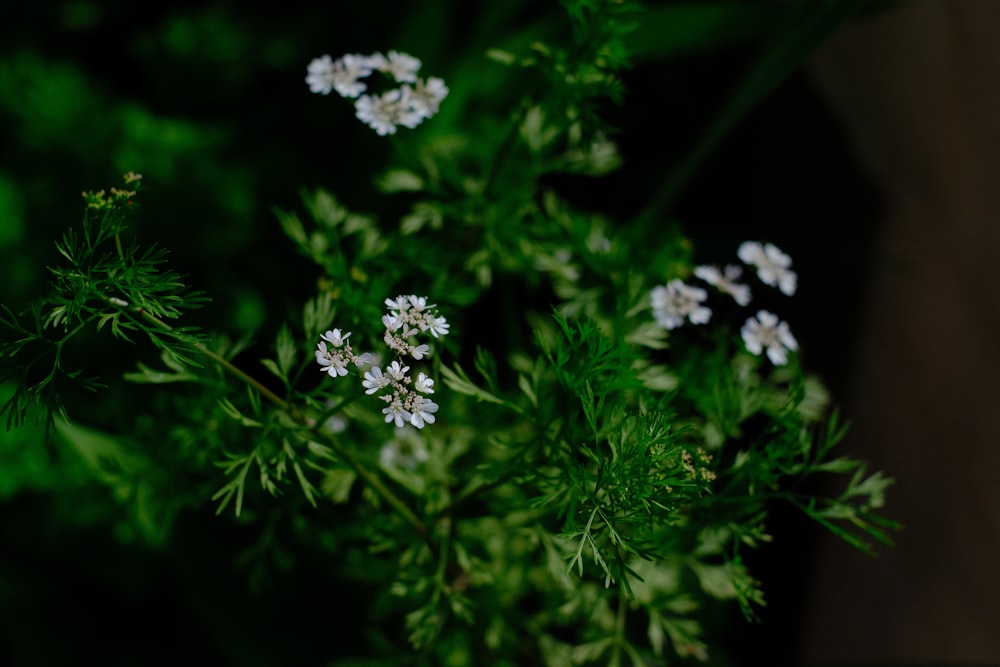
[394,86,428,129]
[737,241,797,296]
[408,396,438,429]
[309,52,447,134]
[315,341,349,377]
[315,327,369,377]
[382,400,412,428]
[407,295,428,311]
[380,50,422,83]
[741,310,798,365]
[385,296,410,311]
[305,55,337,95]
[382,313,401,331]
[427,315,449,338]
[321,328,350,347]
[410,344,430,360]
[414,372,434,394]
[355,89,406,136]
[306,54,375,98]
[694,264,752,306]
[406,77,448,118]
[362,366,390,394]
[386,360,410,381]
[650,280,711,330]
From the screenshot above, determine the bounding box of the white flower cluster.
[315,295,449,429]
[650,241,799,365]
[305,51,448,136]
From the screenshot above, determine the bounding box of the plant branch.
[128,303,430,540]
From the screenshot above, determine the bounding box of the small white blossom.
[380,50,422,83]
[410,343,430,360]
[362,366,390,394]
[737,241,797,296]
[741,310,798,365]
[315,341,348,377]
[306,54,375,98]
[321,328,350,347]
[355,89,406,136]
[382,399,412,428]
[414,372,435,394]
[427,315,449,338]
[694,264,752,306]
[651,280,712,330]
[386,360,410,381]
[308,51,447,134]
[385,296,410,311]
[408,396,438,428]
[315,328,369,377]
[305,54,337,95]
[405,76,448,118]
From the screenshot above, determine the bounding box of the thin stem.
[610,593,628,667]
[131,305,430,539]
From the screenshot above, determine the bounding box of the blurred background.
[1,0,996,665]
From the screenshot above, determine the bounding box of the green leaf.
[376,168,424,193]
[303,292,336,343]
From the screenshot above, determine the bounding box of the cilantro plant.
[1,1,894,664]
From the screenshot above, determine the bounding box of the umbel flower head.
[737,241,797,296]
[315,295,449,429]
[650,279,711,330]
[305,50,448,136]
[741,310,798,365]
[693,264,751,306]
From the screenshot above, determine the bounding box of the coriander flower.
[426,315,449,338]
[408,396,438,428]
[383,294,449,357]
[737,241,797,296]
[694,264,752,306]
[307,50,447,134]
[405,76,448,119]
[382,398,412,428]
[385,296,410,311]
[380,50,422,83]
[651,280,712,330]
[315,296,447,430]
[306,53,376,98]
[414,372,434,394]
[316,341,349,376]
[741,310,798,365]
[386,360,410,381]
[315,328,370,378]
[355,89,407,136]
[362,366,390,394]
[321,328,350,347]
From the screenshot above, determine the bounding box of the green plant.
[1,1,894,664]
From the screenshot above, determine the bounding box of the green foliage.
[0,1,892,665]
